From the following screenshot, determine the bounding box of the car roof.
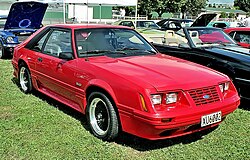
[224,27,250,32]
[185,26,222,30]
[49,24,133,30]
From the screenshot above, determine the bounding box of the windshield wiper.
[217,42,235,46]
[196,42,214,45]
[80,50,127,55]
[116,47,140,51]
[80,50,110,54]
[141,50,157,54]
[117,48,156,55]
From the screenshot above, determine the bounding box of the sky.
[208,0,234,5]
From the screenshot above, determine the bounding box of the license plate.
[201,111,222,127]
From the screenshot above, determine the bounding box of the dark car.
[0,1,48,59]
[157,18,193,31]
[153,26,250,100]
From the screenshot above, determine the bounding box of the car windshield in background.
[75,28,157,57]
[136,21,160,29]
[186,28,236,47]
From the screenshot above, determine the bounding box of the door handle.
[38,57,43,62]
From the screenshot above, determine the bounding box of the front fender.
[85,79,118,104]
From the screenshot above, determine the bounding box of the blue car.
[0,1,48,59]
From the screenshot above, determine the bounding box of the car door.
[34,28,82,110]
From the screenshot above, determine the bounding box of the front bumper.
[3,43,18,54]
[119,96,240,140]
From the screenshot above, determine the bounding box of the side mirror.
[59,52,73,60]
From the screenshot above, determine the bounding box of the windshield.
[75,28,157,58]
[136,21,160,29]
[186,28,236,47]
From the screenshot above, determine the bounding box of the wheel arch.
[85,79,118,106]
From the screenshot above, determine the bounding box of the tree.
[138,0,185,18]
[180,0,208,17]
[229,12,235,18]
[234,0,250,12]
[138,0,207,18]
[220,12,227,18]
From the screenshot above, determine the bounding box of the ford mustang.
[0,1,48,59]
[12,24,240,140]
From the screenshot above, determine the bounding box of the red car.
[224,27,250,48]
[12,24,240,140]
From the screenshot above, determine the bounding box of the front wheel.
[18,64,33,93]
[86,92,119,141]
[0,43,5,59]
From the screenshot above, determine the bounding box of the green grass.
[0,59,250,160]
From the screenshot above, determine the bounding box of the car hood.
[88,54,227,91]
[4,1,48,30]
[191,13,217,27]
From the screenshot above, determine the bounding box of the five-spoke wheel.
[19,64,33,93]
[87,92,119,141]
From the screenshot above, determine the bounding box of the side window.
[30,31,50,52]
[228,31,235,38]
[44,30,72,57]
[234,31,250,44]
[120,21,134,28]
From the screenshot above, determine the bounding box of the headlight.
[166,93,178,104]
[150,94,162,105]
[6,36,14,43]
[219,82,230,93]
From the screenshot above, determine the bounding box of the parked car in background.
[224,27,250,48]
[0,15,7,29]
[12,24,239,141]
[207,21,230,29]
[157,18,193,31]
[153,27,250,101]
[113,20,161,29]
[0,1,48,59]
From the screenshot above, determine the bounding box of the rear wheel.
[0,43,5,59]
[86,92,119,141]
[18,63,33,93]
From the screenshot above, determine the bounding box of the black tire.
[0,42,6,59]
[18,63,33,93]
[86,92,119,141]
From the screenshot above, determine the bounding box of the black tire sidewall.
[18,64,33,93]
[0,42,5,59]
[86,92,119,140]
